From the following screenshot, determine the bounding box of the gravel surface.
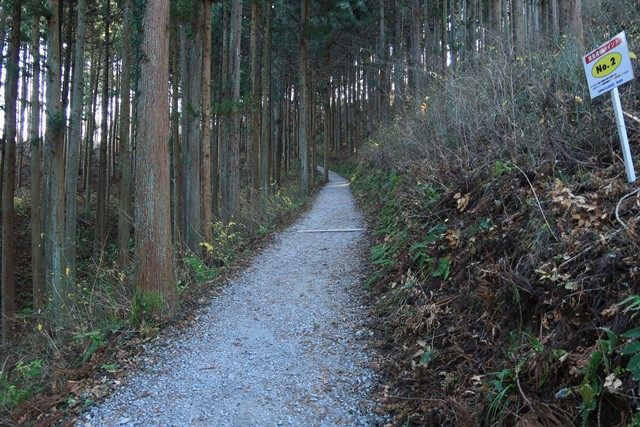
[79,170,383,427]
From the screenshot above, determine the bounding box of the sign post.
[582,31,636,183]
[611,87,636,183]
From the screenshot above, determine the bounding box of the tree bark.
[394,2,405,109]
[116,0,133,269]
[17,47,29,190]
[298,0,310,195]
[30,14,44,310]
[260,0,272,199]
[179,27,190,241]
[562,0,583,43]
[170,27,182,248]
[61,6,74,117]
[219,2,229,223]
[378,0,388,123]
[323,65,331,184]
[221,0,243,222]
[135,0,177,318]
[184,1,203,254]
[249,0,261,206]
[548,0,559,41]
[96,0,110,251]
[0,9,7,92]
[210,18,219,220]
[409,0,422,99]
[201,0,213,243]
[84,51,100,213]
[540,0,549,38]
[65,0,87,281]
[512,0,525,55]
[465,0,476,58]
[2,0,21,343]
[490,0,502,38]
[44,0,69,325]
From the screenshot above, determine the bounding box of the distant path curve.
[80,170,383,427]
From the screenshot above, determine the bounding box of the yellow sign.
[582,31,634,99]
[591,53,622,78]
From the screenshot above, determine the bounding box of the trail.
[80,171,383,427]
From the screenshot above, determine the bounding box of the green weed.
[371,243,397,269]
[131,289,166,325]
[621,327,640,381]
[492,160,515,176]
[74,330,108,364]
[431,258,451,281]
[485,368,516,425]
[578,328,618,424]
[183,252,217,285]
[409,241,431,270]
[101,363,120,373]
[0,359,45,409]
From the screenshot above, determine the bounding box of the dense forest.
[0,0,639,424]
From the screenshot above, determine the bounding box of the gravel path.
[80,170,383,427]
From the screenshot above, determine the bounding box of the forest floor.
[76,170,385,426]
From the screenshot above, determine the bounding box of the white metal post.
[611,87,636,183]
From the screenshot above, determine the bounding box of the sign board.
[582,31,634,99]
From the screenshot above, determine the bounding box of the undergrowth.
[335,11,640,426]
[0,168,312,424]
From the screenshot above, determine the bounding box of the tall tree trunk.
[201,0,213,243]
[0,9,7,96]
[249,0,261,206]
[378,0,388,123]
[309,84,316,176]
[44,0,69,325]
[179,28,190,242]
[135,0,177,318]
[61,6,74,117]
[323,64,331,184]
[170,27,182,247]
[30,14,44,310]
[117,0,133,268]
[442,0,449,70]
[409,0,422,99]
[229,0,243,217]
[210,18,218,221]
[512,0,525,54]
[65,0,87,281]
[540,0,549,38]
[548,0,560,41]
[260,0,272,199]
[394,2,405,110]
[298,0,310,195]
[182,3,204,253]
[490,0,502,38]
[221,0,243,222]
[450,0,458,66]
[274,76,284,187]
[84,53,100,212]
[218,2,229,223]
[96,0,110,251]
[2,0,21,344]
[562,0,583,43]
[17,47,28,189]
[465,0,476,57]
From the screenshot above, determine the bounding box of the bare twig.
[623,111,640,124]
[513,164,559,242]
[516,373,533,410]
[615,187,640,230]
